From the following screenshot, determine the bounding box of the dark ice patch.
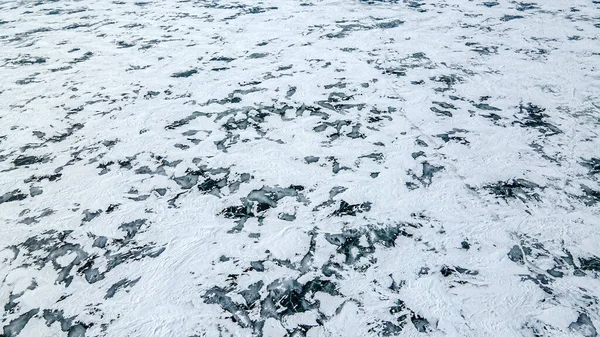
[144,91,160,99]
[204,277,337,334]
[324,82,346,89]
[105,277,141,299]
[210,56,235,62]
[360,152,384,163]
[580,158,600,175]
[63,23,92,30]
[278,213,296,221]
[13,155,49,166]
[247,53,268,59]
[470,45,499,55]
[0,189,27,204]
[47,123,84,143]
[473,103,501,111]
[331,200,372,217]
[500,15,525,21]
[516,2,538,11]
[579,185,600,206]
[430,74,463,92]
[408,162,444,187]
[286,86,296,98]
[240,281,264,306]
[43,309,74,332]
[250,261,265,272]
[19,208,53,225]
[246,185,305,209]
[569,313,598,337]
[23,173,62,183]
[220,185,306,232]
[375,19,404,29]
[93,236,108,248]
[260,278,339,319]
[482,179,542,202]
[436,131,469,145]
[70,52,93,64]
[104,245,166,271]
[411,313,431,333]
[433,101,456,110]
[116,41,135,48]
[481,113,502,121]
[82,209,102,223]
[154,188,167,197]
[67,324,86,337]
[10,56,47,65]
[202,287,256,330]
[513,103,561,135]
[171,69,198,78]
[508,245,524,264]
[165,111,209,130]
[372,300,409,335]
[97,161,113,175]
[430,106,452,117]
[173,171,200,189]
[520,273,553,294]
[2,308,39,337]
[106,204,120,213]
[119,219,147,241]
[579,256,600,273]
[325,23,370,39]
[440,265,479,277]
[324,224,412,265]
[198,177,227,195]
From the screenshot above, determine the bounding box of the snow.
[0,0,599,336]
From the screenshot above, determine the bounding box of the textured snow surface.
[1,0,600,336]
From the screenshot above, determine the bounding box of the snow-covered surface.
[1,0,599,336]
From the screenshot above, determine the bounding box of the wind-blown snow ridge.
[0,0,599,336]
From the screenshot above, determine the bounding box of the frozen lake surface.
[1,0,599,336]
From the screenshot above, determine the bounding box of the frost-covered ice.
[1,0,599,336]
